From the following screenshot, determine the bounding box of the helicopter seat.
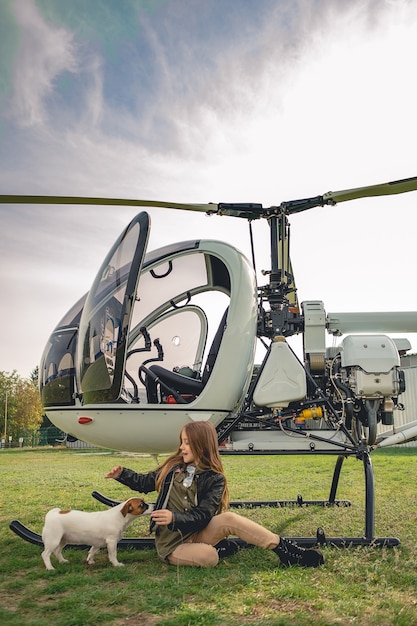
[145,309,228,403]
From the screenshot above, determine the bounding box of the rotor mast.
[263,212,303,339]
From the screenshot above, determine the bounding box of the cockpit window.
[77,213,149,403]
[130,251,210,331]
[40,328,77,406]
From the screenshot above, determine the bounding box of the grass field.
[1,446,417,625]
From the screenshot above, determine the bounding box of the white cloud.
[11,0,78,127]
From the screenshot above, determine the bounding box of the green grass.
[1,447,417,625]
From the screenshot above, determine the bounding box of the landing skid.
[8,517,398,551]
[9,450,400,550]
[8,519,155,550]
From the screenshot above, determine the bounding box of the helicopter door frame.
[77,212,150,404]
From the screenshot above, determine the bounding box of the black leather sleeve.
[168,471,225,535]
[116,468,158,494]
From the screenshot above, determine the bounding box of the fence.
[0,427,86,449]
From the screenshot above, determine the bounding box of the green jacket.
[116,465,225,535]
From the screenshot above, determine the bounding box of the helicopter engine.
[298,301,407,444]
[325,334,406,436]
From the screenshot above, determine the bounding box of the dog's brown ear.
[121,500,132,517]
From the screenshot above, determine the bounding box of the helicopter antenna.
[248,221,257,276]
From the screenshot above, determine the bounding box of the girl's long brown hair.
[155,421,229,512]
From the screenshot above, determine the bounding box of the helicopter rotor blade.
[322,175,417,206]
[282,175,417,215]
[2,174,417,218]
[0,194,218,214]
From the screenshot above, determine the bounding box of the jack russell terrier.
[41,497,153,570]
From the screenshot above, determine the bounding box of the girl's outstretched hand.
[105,465,123,479]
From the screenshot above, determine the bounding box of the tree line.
[0,367,44,444]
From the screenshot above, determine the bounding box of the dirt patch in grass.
[113,613,162,625]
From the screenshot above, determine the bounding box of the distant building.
[380,354,417,448]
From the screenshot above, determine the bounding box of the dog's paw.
[112,562,125,567]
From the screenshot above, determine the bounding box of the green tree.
[30,366,39,385]
[0,370,43,441]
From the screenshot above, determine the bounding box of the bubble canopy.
[39,212,257,450]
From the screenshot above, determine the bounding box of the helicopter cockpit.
[39,212,258,450]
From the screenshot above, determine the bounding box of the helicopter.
[4,175,417,548]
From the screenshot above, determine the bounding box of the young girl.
[105,420,324,568]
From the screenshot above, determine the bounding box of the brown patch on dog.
[59,510,72,514]
[121,498,148,517]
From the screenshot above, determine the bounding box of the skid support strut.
[280,450,397,547]
[327,451,375,543]
[364,450,375,541]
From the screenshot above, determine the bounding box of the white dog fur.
[41,497,153,570]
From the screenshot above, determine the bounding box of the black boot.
[273,538,324,567]
[215,539,240,559]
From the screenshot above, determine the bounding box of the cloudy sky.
[1,0,417,378]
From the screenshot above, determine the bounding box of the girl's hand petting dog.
[151,509,173,526]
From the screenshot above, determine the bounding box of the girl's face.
[179,429,196,465]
